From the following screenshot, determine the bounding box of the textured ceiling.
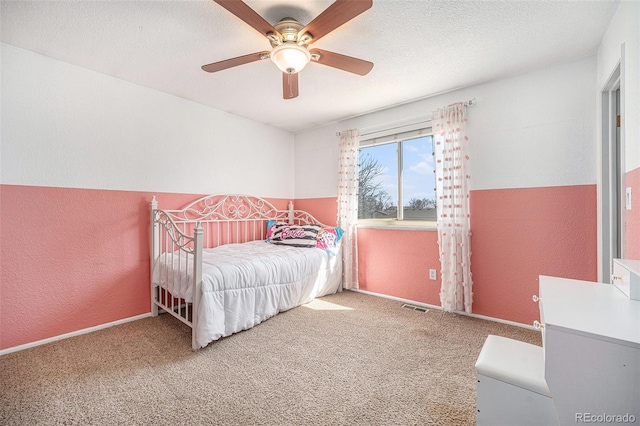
[1,0,619,133]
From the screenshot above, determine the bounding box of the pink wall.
[0,185,289,350]
[298,185,597,325]
[470,185,597,324]
[626,167,640,260]
[358,228,441,305]
[1,185,598,350]
[293,197,338,227]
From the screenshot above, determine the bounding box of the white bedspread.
[153,241,342,348]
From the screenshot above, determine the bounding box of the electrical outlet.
[429,269,437,280]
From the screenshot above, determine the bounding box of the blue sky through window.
[360,136,435,207]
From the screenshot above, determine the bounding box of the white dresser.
[538,275,640,425]
[476,274,640,425]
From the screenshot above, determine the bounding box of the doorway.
[600,62,625,282]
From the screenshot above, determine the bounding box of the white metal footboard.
[150,194,326,350]
[150,197,203,349]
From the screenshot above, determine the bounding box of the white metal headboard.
[159,193,325,225]
[151,194,327,250]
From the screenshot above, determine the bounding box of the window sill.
[357,219,437,231]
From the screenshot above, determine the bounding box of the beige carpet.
[0,291,540,425]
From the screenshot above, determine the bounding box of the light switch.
[626,187,632,210]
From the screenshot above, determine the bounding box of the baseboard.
[350,289,535,331]
[0,312,152,356]
[1,291,534,356]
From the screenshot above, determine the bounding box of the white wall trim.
[597,51,624,282]
[0,312,152,356]
[350,289,536,331]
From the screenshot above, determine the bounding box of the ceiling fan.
[202,0,374,100]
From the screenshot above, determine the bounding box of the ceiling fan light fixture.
[271,43,311,74]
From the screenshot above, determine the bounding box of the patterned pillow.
[268,222,322,248]
[265,220,283,241]
[316,227,344,256]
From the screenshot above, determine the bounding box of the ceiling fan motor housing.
[271,18,309,45]
[269,18,312,74]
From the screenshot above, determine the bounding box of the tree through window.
[358,134,436,221]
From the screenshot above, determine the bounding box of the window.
[358,128,436,225]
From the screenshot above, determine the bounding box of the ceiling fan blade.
[310,49,373,76]
[300,0,372,44]
[214,0,281,38]
[282,72,299,100]
[202,51,269,73]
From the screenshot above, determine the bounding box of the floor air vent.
[402,303,429,313]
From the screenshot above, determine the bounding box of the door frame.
[598,46,626,282]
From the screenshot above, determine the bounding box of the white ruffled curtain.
[337,129,360,290]
[433,103,473,313]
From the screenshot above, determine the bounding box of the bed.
[150,194,343,349]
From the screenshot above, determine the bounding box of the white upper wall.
[597,0,639,172]
[294,56,597,198]
[1,44,295,198]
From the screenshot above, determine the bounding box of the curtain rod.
[463,97,477,106]
[337,97,477,136]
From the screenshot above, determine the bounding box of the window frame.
[357,125,436,230]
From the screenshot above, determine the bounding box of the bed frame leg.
[150,196,159,317]
[192,222,203,350]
